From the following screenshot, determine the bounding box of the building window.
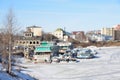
[37,41,39,44]
[29,34,31,36]
[25,34,27,36]
[16,41,18,43]
[23,41,25,44]
[30,41,32,44]
[33,41,35,44]
[20,41,22,44]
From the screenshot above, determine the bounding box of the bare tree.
[0,9,19,74]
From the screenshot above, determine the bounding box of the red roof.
[72,31,84,35]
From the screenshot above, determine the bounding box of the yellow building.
[27,26,42,37]
[53,28,69,41]
[101,27,114,36]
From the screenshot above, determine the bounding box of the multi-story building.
[113,24,120,40]
[52,28,69,41]
[14,25,42,48]
[72,31,86,42]
[101,27,114,37]
[113,30,120,40]
[15,39,41,47]
[26,26,42,37]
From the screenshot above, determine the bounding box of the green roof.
[55,28,64,32]
[35,47,51,52]
[40,41,54,46]
[34,41,54,52]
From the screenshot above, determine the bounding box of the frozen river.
[21,47,120,80]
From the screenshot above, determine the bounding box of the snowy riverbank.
[1,46,120,80]
[19,46,120,80]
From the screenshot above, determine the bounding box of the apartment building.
[101,27,114,36]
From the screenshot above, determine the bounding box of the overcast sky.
[0,0,120,32]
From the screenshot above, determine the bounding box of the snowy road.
[21,47,120,80]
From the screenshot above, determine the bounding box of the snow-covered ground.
[1,46,119,80]
[0,60,35,80]
[19,46,120,80]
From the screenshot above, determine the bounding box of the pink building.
[114,24,120,30]
[72,31,86,42]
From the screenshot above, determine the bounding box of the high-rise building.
[101,27,114,36]
[114,30,120,40]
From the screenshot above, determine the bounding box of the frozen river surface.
[21,47,120,80]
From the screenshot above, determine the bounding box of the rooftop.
[55,28,64,32]
[27,25,42,28]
